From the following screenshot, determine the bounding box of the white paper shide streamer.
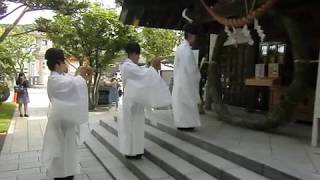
[254,19,266,42]
[242,24,254,45]
[225,26,237,45]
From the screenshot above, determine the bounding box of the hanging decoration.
[254,18,266,42]
[200,0,277,46]
[224,25,254,46]
[243,0,256,45]
[242,24,254,45]
[182,8,193,23]
[199,0,278,27]
[224,26,237,45]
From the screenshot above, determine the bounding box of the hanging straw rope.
[199,0,278,27]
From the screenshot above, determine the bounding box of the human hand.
[76,66,93,81]
[151,57,163,71]
[63,65,69,73]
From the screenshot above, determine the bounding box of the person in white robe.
[42,48,91,180]
[119,42,171,159]
[172,23,201,130]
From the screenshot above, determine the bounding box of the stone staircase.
[84,118,301,180]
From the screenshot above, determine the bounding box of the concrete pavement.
[0,88,112,180]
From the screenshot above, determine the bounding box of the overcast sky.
[0,0,117,25]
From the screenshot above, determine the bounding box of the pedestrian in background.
[15,72,30,117]
[108,77,120,111]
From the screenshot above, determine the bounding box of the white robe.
[42,72,88,178]
[172,40,201,128]
[119,59,171,155]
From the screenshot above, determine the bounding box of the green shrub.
[0,82,10,103]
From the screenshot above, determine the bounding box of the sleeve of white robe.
[48,75,88,125]
[122,62,171,107]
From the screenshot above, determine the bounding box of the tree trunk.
[88,73,101,110]
[0,5,24,20]
[88,49,102,110]
[0,7,29,43]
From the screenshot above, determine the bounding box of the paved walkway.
[0,88,112,180]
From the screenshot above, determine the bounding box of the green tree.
[0,26,35,76]
[0,0,87,43]
[10,37,35,73]
[37,4,138,109]
[141,27,179,61]
[0,44,15,77]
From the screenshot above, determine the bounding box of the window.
[259,42,286,64]
[42,40,48,46]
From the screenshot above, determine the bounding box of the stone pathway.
[0,88,112,180]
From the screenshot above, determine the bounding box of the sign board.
[255,64,265,79]
[268,63,279,78]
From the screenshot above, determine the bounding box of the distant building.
[27,32,53,85]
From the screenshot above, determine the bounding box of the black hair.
[184,33,189,39]
[18,72,25,78]
[125,42,141,55]
[45,48,65,71]
[183,23,198,39]
[16,72,26,86]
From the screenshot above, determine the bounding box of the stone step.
[97,121,217,180]
[144,123,270,180]
[84,133,138,180]
[92,125,174,180]
[144,118,301,180]
[102,120,269,180]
